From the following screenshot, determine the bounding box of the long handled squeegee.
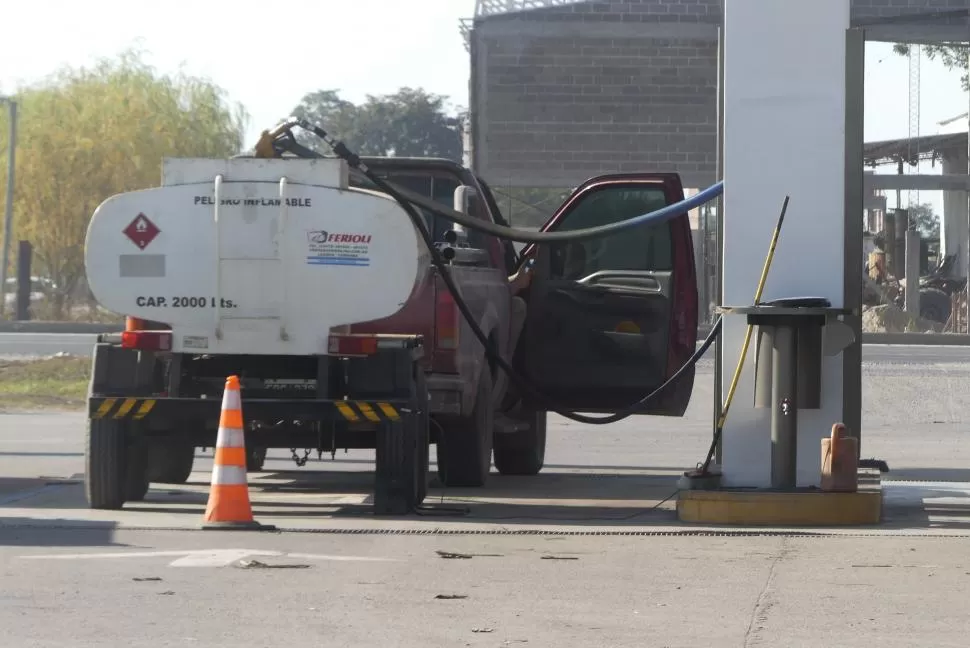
[698,195,790,475]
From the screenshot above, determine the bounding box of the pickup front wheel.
[436,363,494,488]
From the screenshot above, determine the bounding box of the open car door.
[518,173,699,416]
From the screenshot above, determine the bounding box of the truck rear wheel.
[125,438,151,502]
[437,363,494,488]
[147,440,196,484]
[85,419,148,509]
[493,410,547,476]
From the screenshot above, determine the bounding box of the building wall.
[469,0,968,189]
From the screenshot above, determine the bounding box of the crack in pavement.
[743,536,790,647]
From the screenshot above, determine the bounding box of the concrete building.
[465,0,969,191]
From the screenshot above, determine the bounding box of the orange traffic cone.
[202,376,272,530]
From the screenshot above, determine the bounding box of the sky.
[1,0,966,217]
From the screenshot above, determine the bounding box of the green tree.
[0,49,248,318]
[908,202,940,238]
[290,87,462,160]
[894,44,969,91]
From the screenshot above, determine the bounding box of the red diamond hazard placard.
[123,213,160,250]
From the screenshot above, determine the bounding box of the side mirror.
[448,185,480,247]
[454,185,479,215]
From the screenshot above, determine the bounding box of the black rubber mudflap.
[374,415,422,516]
[85,418,128,510]
[493,410,547,476]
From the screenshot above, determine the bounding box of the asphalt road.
[2,344,970,645]
[0,332,99,359]
[4,331,970,363]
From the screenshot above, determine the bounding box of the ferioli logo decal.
[306,230,373,267]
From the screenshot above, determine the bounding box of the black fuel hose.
[293,121,723,425]
[292,118,723,244]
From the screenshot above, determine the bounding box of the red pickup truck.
[349,160,700,488]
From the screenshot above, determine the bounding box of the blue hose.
[382,178,725,244]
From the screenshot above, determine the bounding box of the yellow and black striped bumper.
[88,397,405,424]
[90,397,157,420]
[334,401,402,423]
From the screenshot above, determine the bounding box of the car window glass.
[550,186,672,280]
[350,171,458,242]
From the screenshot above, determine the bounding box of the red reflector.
[436,288,460,350]
[328,334,379,356]
[121,331,172,351]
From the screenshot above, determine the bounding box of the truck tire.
[125,440,151,502]
[246,446,268,473]
[85,418,147,509]
[147,440,195,484]
[919,287,951,324]
[493,410,547,476]
[437,363,494,488]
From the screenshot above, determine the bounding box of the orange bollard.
[202,376,272,530]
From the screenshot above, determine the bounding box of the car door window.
[464,192,505,268]
[550,186,672,280]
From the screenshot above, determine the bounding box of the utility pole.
[0,96,16,317]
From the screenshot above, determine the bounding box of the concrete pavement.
[2,347,970,645]
[4,530,969,647]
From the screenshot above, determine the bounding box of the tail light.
[327,334,415,356]
[435,287,460,351]
[666,217,699,381]
[121,330,172,351]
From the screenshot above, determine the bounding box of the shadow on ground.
[0,477,128,547]
[121,468,682,526]
[881,478,970,530]
[0,517,124,547]
[6,461,970,532]
[884,467,970,482]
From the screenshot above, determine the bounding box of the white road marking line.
[20,548,399,567]
[171,550,280,567]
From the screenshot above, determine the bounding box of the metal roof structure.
[460,0,589,50]
[864,132,968,167]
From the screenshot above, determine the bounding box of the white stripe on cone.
[221,387,241,411]
[215,428,245,448]
[211,464,248,486]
